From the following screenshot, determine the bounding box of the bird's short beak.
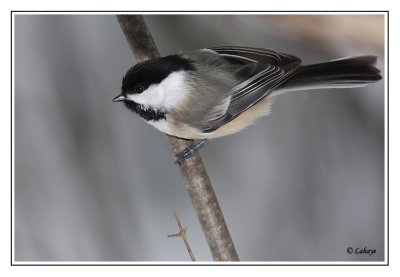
[112,94,125,102]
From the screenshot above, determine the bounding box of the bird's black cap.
[121,55,194,96]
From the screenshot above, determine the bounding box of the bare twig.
[168,211,196,261]
[116,15,239,261]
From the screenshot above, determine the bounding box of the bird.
[113,46,382,164]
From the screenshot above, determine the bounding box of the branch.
[116,15,239,261]
[168,211,196,261]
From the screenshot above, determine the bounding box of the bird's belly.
[165,95,274,139]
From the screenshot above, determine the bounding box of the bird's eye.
[135,86,144,94]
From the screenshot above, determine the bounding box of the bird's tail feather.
[278,55,382,92]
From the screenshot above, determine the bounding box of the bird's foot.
[174,139,207,165]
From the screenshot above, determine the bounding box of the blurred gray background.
[14,14,385,262]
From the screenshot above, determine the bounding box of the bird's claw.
[174,139,207,165]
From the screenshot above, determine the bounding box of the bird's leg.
[174,139,207,164]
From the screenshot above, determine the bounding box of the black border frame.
[10,10,389,266]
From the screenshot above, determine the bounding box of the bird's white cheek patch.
[127,85,164,107]
[127,71,191,110]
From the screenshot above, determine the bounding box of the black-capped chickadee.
[113,46,381,163]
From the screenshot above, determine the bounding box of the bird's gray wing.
[198,46,302,133]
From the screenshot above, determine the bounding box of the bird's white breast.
[146,119,171,134]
